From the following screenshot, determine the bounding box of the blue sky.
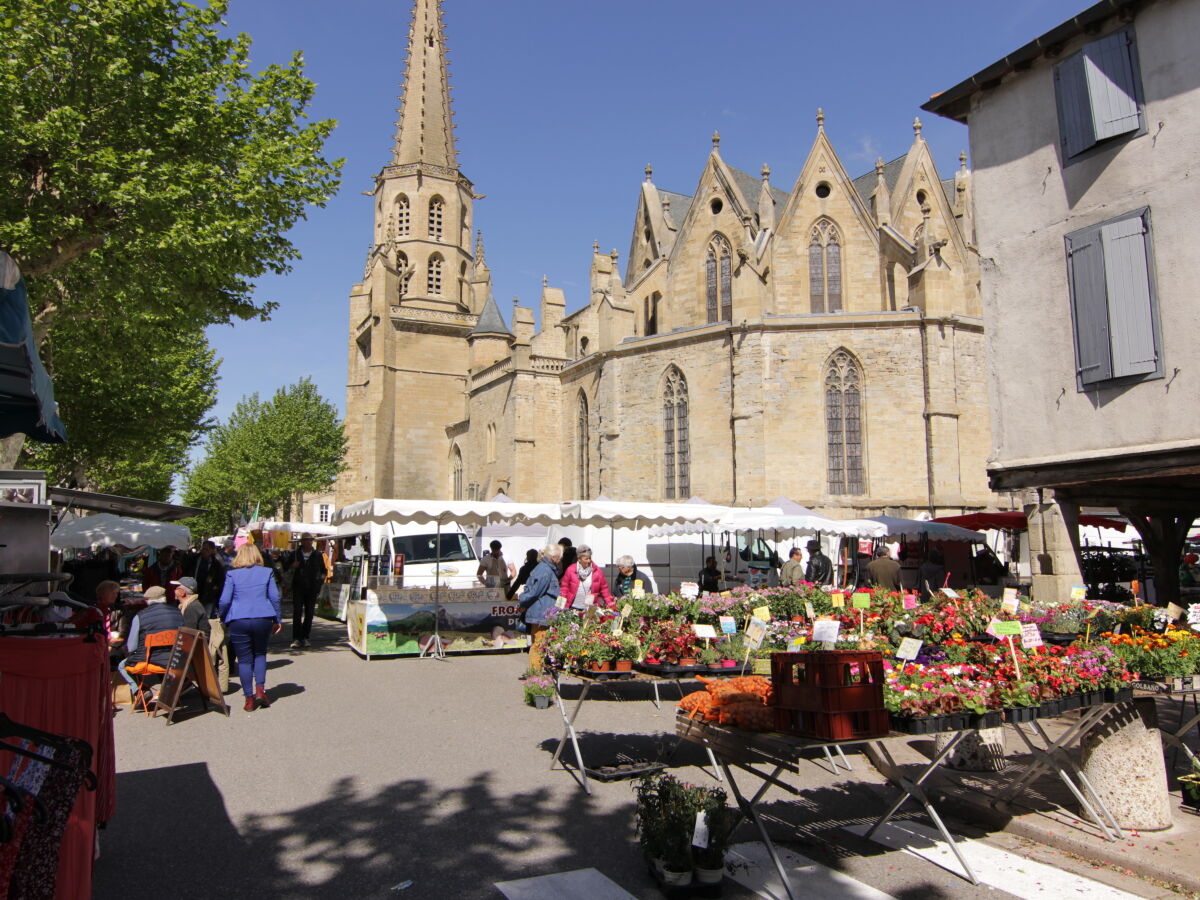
[208,0,1087,424]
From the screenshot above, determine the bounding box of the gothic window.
[705,234,733,323]
[809,219,843,313]
[451,445,464,500]
[645,291,660,337]
[428,196,444,241]
[662,366,690,500]
[396,195,410,236]
[576,392,590,499]
[427,254,443,295]
[825,350,864,495]
[913,222,926,258]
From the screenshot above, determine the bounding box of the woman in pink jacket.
[559,544,614,609]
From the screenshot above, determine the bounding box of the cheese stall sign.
[346,586,526,659]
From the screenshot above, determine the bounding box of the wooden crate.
[775,706,890,741]
[770,650,885,713]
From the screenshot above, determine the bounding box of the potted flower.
[692,784,736,887]
[522,673,556,709]
[697,642,721,669]
[718,634,746,668]
[614,632,641,671]
[634,773,700,888]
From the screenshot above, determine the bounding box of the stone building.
[924,0,1200,604]
[339,0,996,517]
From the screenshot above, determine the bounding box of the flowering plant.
[522,672,556,705]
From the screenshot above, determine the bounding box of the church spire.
[392,0,458,169]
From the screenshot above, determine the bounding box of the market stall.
[50,512,190,552]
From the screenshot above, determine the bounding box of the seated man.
[171,576,211,639]
[116,586,183,701]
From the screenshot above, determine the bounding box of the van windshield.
[391,533,476,565]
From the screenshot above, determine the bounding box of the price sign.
[1020,622,1044,649]
[851,593,871,610]
[1000,594,1019,615]
[692,623,718,639]
[745,617,769,650]
[788,637,807,651]
[811,619,841,643]
[555,596,569,609]
[805,602,816,619]
[985,617,999,637]
[831,593,845,609]
[631,582,645,599]
[718,615,737,634]
[896,637,923,660]
[1002,587,1019,606]
[1167,602,1185,621]
[941,587,961,599]
[902,594,918,610]
[752,605,770,621]
[720,591,732,599]
[620,604,632,619]
[692,811,710,849]
[993,620,1022,636]
[680,582,700,599]
[1070,584,1088,601]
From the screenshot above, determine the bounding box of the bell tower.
[341,0,484,504]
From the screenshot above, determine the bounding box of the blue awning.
[0,252,67,443]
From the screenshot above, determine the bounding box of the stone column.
[1079,702,1172,830]
[1024,492,1084,606]
[934,728,1007,771]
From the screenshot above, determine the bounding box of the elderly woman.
[219,543,282,712]
[518,544,563,672]
[560,544,613,610]
[612,555,648,599]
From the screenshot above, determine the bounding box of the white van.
[337,521,479,590]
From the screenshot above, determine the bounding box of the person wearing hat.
[141,545,182,592]
[286,532,326,648]
[171,576,210,639]
[117,585,183,698]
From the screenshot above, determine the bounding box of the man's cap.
[301,532,313,540]
[143,586,167,600]
[806,539,821,550]
[170,576,198,594]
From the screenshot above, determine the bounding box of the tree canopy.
[182,379,346,536]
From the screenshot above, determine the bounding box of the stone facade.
[338,0,997,517]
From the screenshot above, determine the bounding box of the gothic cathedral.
[339,0,994,518]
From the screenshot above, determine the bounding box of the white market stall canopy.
[334,498,729,532]
[648,507,888,538]
[50,513,190,551]
[867,515,985,543]
[252,519,338,536]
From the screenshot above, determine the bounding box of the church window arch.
[450,445,464,500]
[705,234,733,324]
[427,254,443,295]
[825,349,864,495]
[395,195,410,236]
[576,392,590,499]
[428,196,444,241]
[661,366,690,500]
[808,218,843,313]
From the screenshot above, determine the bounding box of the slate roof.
[469,295,511,336]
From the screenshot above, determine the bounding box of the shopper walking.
[218,543,282,711]
[287,532,326,648]
[518,544,563,672]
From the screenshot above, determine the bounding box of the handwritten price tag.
[555,596,569,609]
[811,619,841,643]
[1020,622,1044,648]
[788,637,807,651]
[745,617,768,650]
[993,620,1022,636]
[831,594,845,609]
[680,582,699,599]
[1000,594,1019,615]
[620,604,632,618]
[752,605,770,621]
[1167,602,1185,621]
[1002,587,1019,605]
[805,602,816,619]
[896,637,923,660]
[852,593,871,610]
[941,587,961,599]
[1070,584,1088,601]
[902,594,918,610]
[718,616,737,634]
[692,623,718,639]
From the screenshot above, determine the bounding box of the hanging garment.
[0,743,51,896]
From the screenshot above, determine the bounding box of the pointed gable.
[886,121,968,263]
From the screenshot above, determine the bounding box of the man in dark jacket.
[194,540,226,618]
[288,533,327,648]
[141,546,182,592]
[117,586,183,699]
[805,539,834,586]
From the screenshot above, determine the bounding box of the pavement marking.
[494,867,637,900]
[845,820,1144,899]
[726,841,897,900]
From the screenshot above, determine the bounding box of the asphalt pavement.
[93,618,1185,899]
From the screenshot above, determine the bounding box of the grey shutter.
[1056,52,1097,158]
[1085,30,1141,141]
[1066,226,1113,384]
[1101,214,1157,377]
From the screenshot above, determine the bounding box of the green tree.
[182,379,346,536]
[21,311,219,500]
[0,0,341,464]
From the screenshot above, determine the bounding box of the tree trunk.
[0,434,25,469]
[1121,509,1195,609]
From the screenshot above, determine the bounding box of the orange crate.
[770,650,885,713]
[775,706,890,741]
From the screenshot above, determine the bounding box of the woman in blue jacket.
[219,543,282,711]
[518,544,563,672]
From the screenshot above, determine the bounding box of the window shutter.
[1101,214,1157,377]
[1066,227,1113,384]
[1085,30,1140,141]
[1056,52,1097,158]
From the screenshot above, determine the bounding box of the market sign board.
[347,587,520,658]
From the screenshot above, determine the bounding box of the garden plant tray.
[888,712,972,735]
[584,760,667,782]
[636,662,710,677]
[572,668,636,681]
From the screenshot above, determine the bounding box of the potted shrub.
[522,673,556,709]
[697,643,721,669]
[634,773,695,887]
[1180,760,1200,814]
[692,785,736,888]
[614,632,640,671]
[718,634,746,667]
